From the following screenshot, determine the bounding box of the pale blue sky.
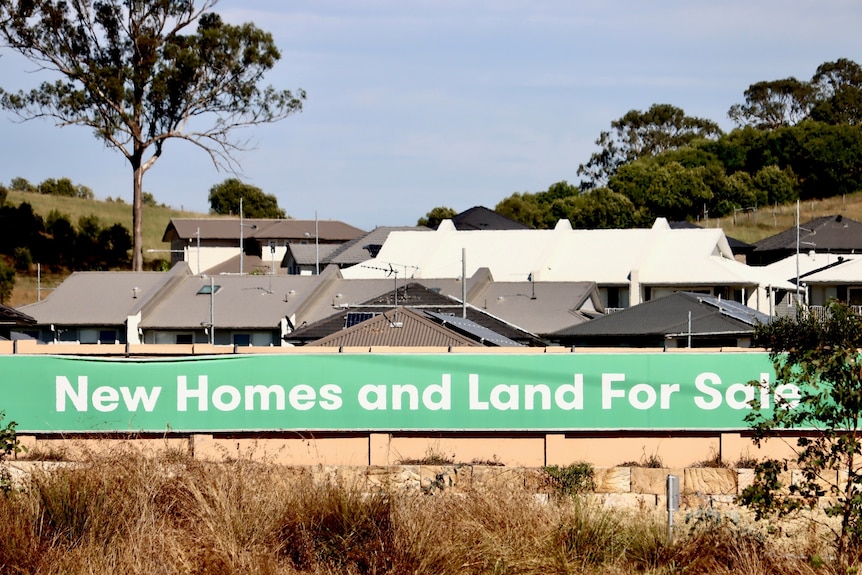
[1,1,860,236]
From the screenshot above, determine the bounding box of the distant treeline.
[495,58,862,229]
[0,179,132,273]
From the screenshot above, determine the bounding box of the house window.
[849,287,862,306]
[176,333,193,345]
[99,330,117,344]
[233,333,251,347]
[607,286,620,308]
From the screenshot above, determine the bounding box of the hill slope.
[6,191,205,306]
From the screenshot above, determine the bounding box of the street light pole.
[240,197,244,276]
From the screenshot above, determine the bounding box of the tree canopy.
[0,0,305,270]
[417,206,457,228]
[208,178,286,219]
[577,104,723,190]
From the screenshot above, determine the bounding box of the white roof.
[763,252,862,284]
[800,255,862,283]
[341,218,795,289]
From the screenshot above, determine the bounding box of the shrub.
[543,461,595,497]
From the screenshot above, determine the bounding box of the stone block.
[684,467,737,495]
[631,468,684,495]
[736,468,755,494]
[586,492,658,510]
[593,466,631,493]
[420,464,465,493]
[471,465,525,492]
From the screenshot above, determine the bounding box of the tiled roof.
[287,282,543,346]
[450,206,531,230]
[0,303,35,326]
[19,268,183,326]
[163,218,365,242]
[306,307,479,348]
[752,215,862,252]
[552,292,767,338]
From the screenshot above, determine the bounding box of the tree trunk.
[131,159,144,272]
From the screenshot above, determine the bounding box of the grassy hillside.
[6,191,205,306]
[6,190,204,253]
[712,191,862,244]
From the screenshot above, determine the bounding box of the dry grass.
[0,448,843,575]
[712,191,862,244]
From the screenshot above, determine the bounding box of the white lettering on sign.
[55,376,161,413]
[694,372,797,410]
[470,373,585,411]
[358,375,452,411]
[602,373,679,410]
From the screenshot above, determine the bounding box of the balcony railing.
[806,305,862,321]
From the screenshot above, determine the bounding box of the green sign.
[0,353,788,433]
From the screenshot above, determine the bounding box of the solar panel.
[697,295,769,326]
[424,311,523,347]
[345,312,377,328]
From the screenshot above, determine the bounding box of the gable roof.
[287,282,544,346]
[162,218,366,243]
[552,292,768,339]
[753,215,862,253]
[668,220,753,255]
[306,307,480,348]
[450,206,531,230]
[340,218,794,291]
[285,243,342,266]
[18,267,185,326]
[0,303,35,326]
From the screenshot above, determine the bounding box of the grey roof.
[163,218,365,243]
[450,206,531,230]
[140,274,323,330]
[203,253,285,276]
[1,303,35,326]
[286,243,341,266]
[307,307,479,348]
[459,280,603,335]
[328,226,431,266]
[288,281,544,346]
[552,292,767,339]
[423,311,523,346]
[753,215,862,253]
[19,269,181,326]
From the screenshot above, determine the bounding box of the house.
[17,265,188,344]
[286,282,545,347]
[789,255,862,314]
[137,272,324,346]
[0,303,35,340]
[762,251,862,312]
[341,217,795,314]
[550,292,770,349]
[748,215,862,266]
[280,226,431,275]
[160,218,366,275]
[304,306,515,348]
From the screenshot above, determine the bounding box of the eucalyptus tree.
[0,0,305,270]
